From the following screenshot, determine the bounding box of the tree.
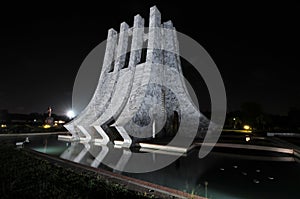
[241,102,263,130]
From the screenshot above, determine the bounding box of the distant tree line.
[0,109,70,133]
[224,102,300,133]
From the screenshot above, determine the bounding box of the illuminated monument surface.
[64,6,210,148]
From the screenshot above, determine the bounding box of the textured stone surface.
[64,28,118,140]
[65,6,211,146]
[147,6,163,64]
[91,15,145,133]
[64,22,130,140]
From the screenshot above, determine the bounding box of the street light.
[243,125,250,130]
[66,110,75,119]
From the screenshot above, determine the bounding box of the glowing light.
[53,120,64,126]
[233,118,236,121]
[43,124,51,129]
[246,136,251,142]
[66,110,75,119]
[1,124,7,128]
[243,125,251,130]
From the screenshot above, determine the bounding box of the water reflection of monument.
[59,141,183,172]
[60,142,130,171]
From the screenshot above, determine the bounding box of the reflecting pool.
[12,134,300,199]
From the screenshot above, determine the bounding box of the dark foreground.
[0,141,154,199]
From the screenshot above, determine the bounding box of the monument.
[64,6,211,148]
[45,106,54,126]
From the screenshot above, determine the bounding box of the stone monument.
[64,6,210,147]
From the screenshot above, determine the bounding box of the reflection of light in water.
[34,146,66,155]
[205,181,208,198]
[114,149,132,172]
[74,143,90,163]
[90,146,109,168]
[31,135,292,199]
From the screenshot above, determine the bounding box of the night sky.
[0,1,299,116]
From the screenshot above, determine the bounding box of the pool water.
[15,134,300,199]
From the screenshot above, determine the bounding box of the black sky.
[0,1,299,116]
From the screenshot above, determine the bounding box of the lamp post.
[205,181,208,198]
